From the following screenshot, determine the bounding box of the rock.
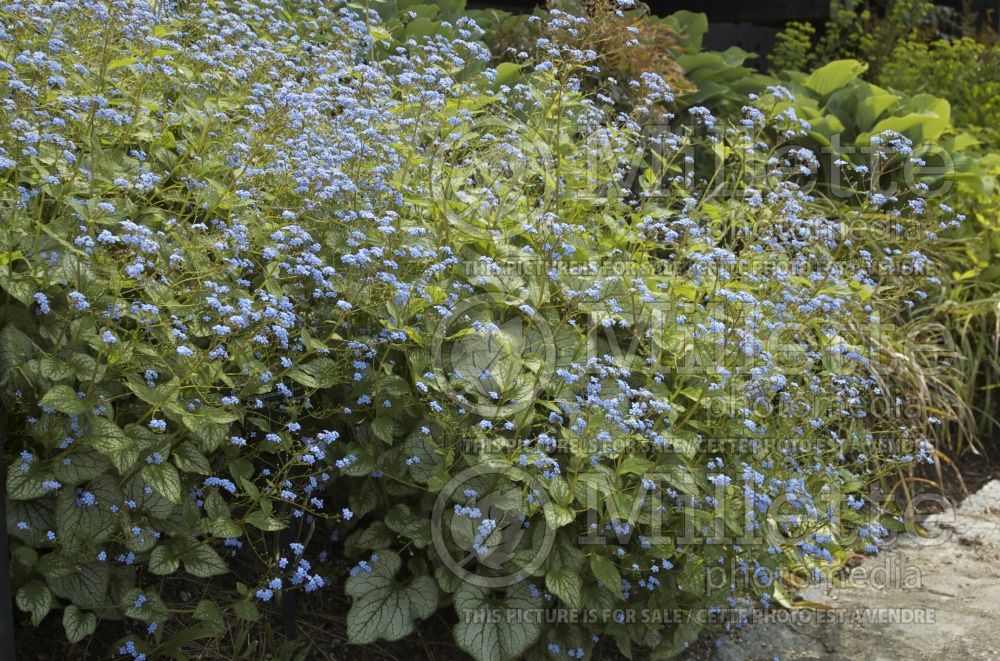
[706,480,1000,660]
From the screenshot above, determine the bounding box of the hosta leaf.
[345,550,438,644]
[453,583,541,661]
[62,605,97,643]
[804,59,867,96]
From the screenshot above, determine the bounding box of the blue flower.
[33,292,50,315]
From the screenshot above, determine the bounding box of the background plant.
[768,0,1000,462]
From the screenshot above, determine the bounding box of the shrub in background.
[769,0,1000,459]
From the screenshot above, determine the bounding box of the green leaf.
[619,456,655,476]
[181,542,228,578]
[125,375,179,406]
[193,599,225,633]
[372,415,403,444]
[35,356,74,381]
[453,582,541,661]
[149,545,180,576]
[48,562,109,610]
[345,550,438,644]
[384,504,432,547]
[494,62,521,88]
[0,273,34,307]
[185,418,229,452]
[56,480,118,551]
[670,10,708,52]
[401,430,443,485]
[16,581,53,626]
[244,510,285,532]
[106,56,137,71]
[7,464,51,501]
[52,448,110,485]
[545,566,583,609]
[351,522,394,551]
[856,93,901,131]
[141,462,182,504]
[87,418,139,473]
[589,554,622,597]
[368,24,393,41]
[232,599,259,622]
[171,441,212,475]
[286,356,342,389]
[40,384,87,415]
[122,588,168,622]
[124,475,176,521]
[804,59,868,96]
[542,502,575,529]
[62,605,97,644]
[0,323,34,382]
[9,500,56,547]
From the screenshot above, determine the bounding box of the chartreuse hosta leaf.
[345,550,439,644]
[803,59,868,96]
[453,582,542,661]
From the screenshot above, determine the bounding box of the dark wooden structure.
[467,0,999,54]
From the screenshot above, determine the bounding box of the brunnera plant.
[0,1,950,659]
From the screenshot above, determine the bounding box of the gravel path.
[711,481,1000,660]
